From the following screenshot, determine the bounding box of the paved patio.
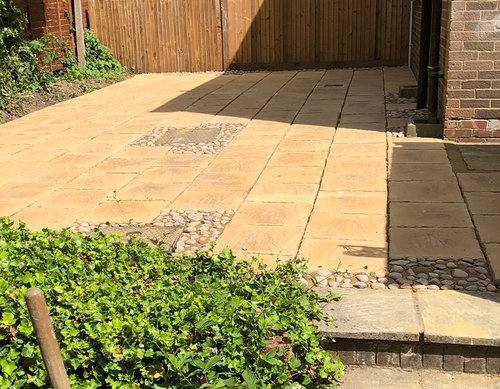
[0,67,498,279]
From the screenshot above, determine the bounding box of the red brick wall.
[438,0,452,122]
[13,0,89,56]
[444,0,500,142]
[411,0,422,78]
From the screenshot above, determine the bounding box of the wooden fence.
[88,0,223,73]
[88,0,411,73]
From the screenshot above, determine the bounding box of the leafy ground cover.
[0,218,344,388]
[1,0,128,124]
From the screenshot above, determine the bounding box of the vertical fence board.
[87,0,410,72]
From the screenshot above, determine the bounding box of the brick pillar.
[443,0,500,142]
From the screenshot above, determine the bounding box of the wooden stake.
[25,288,71,389]
[73,0,86,67]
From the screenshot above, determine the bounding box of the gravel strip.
[151,209,234,255]
[301,257,498,292]
[386,127,405,138]
[68,209,235,256]
[130,123,245,154]
[386,108,428,120]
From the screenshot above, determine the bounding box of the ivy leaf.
[242,369,257,389]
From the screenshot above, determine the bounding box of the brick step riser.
[322,339,500,374]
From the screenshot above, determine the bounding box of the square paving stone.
[388,163,456,182]
[389,228,484,259]
[389,181,463,203]
[484,244,500,283]
[315,192,387,214]
[298,238,387,273]
[473,215,500,243]
[417,290,500,346]
[388,149,450,164]
[306,213,386,241]
[390,203,474,228]
[317,289,422,341]
[457,173,500,192]
[464,192,500,215]
[321,173,387,192]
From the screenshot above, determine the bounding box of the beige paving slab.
[91,158,154,173]
[334,129,387,143]
[70,142,125,155]
[417,290,500,346]
[339,367,500,389]
[65,172,137,190]
[134,166,203,183]
[35,189,109,209]
[112,146,171,159]
[267,151,327,167]
[388,163,456,181]
[283,128,335,141]
[203,158,268,173]
[325,156,386,173]
[388,149,451,164]
[321,172,387,192]
[388,137,446,150]
[88,133,141,144]
[188,173,259,192]
[218,145,279,160]
[0,143,31,159]
[11,206,89,231]
[34,137,86,150]
[329,143,387,158]
[306,213,386,241]
[246,183,319,203]
[473,215,500,243]
[229,135,282,146]
[0,161,39,185]
[11,147,66,162]
[484,243,500,282]
[215,223,305,256]
[12,167,87,184]
[153,154,216,167]
[3,132,52,144]
[116,182,188,201]
[231,202,313,226]
[276,139,331,153]
[389,181,464,202]
[315,192,387,214]
[170,190,246,210]
[0,182,56,201]
[258,166,324,183]
[229,251,295,266]
[390,203,474,228]
[458,172,500,192]
[83,200,168,223]
[45,154,108,168]
[0,198,35,217]
[298,238,387,272]
[464,192,500,214]
[389,228,484,259]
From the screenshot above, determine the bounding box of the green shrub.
[0,217,344,388]
[62,30,127,82]
[0,0,52,110]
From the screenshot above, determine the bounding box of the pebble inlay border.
[301,257,497,292]
[130,123,245,154]
[69,209,235,256]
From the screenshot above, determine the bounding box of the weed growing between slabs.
[0,217,344,388]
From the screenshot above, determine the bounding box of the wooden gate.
[87,0,411,73]
[224,0,412,70]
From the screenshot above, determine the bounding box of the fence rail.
[88,0,411,73]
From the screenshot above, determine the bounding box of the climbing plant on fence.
[0,217,344,388]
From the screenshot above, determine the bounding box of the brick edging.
[444,119,500,142]
[323,339,500,374]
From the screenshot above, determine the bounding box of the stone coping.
[318,289,500,347]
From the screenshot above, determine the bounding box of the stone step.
[318,289,500,374]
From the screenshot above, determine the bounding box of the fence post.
[25,288,71,389]
[220,0,230,71]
